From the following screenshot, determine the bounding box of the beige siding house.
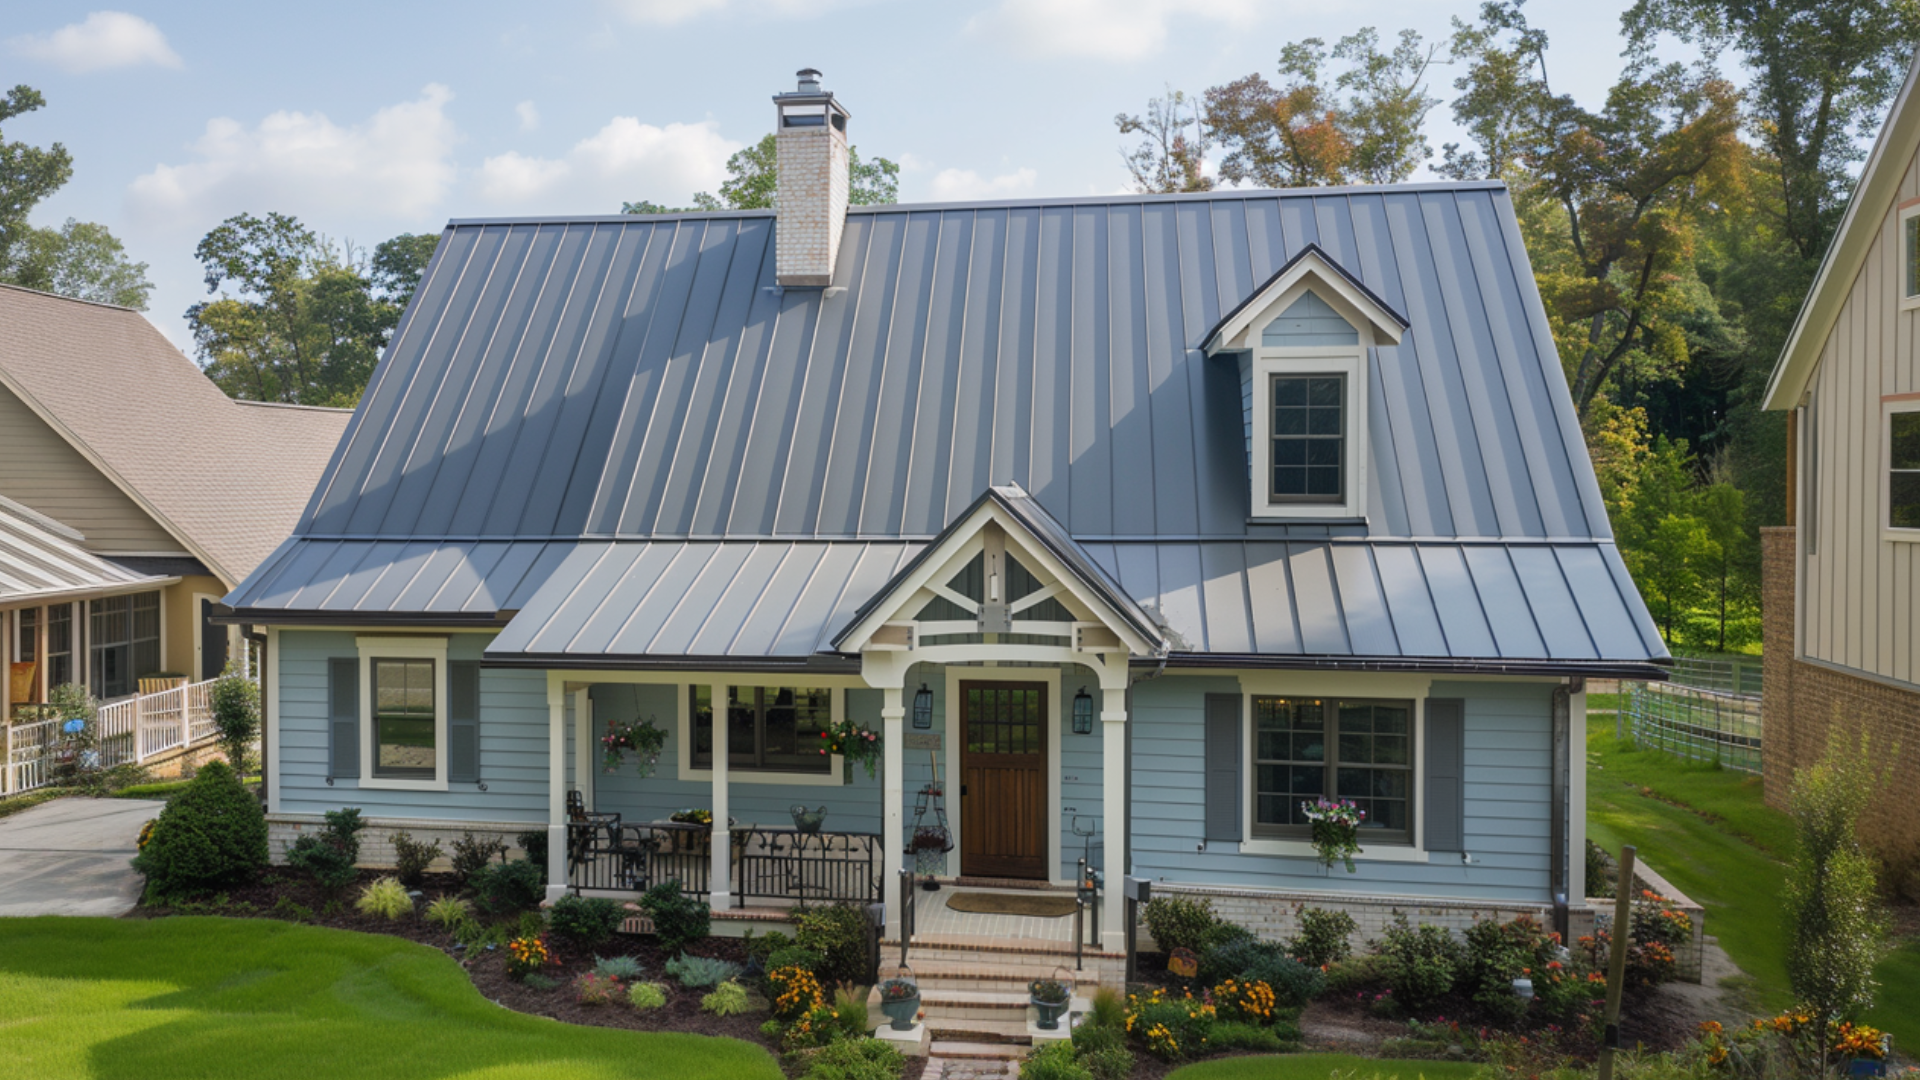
[1762,49,1920,863]
[0,284,350,717]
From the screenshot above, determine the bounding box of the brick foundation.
[266,813,537,870]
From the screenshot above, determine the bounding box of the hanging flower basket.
[1301,797,1365,873]
[602,715,667,776]
[818,718,881,782]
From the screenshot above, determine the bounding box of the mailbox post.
[1122,876,1151,984]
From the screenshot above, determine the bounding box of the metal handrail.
[898,867,915,966]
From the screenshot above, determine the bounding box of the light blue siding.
[277,629,550,822]
[1058,684,1108,880]
[1129,675,1555,902]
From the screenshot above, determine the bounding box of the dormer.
[1203,245,1408,522]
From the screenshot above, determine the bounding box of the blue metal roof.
[230,181,1663,669]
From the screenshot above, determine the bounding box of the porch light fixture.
[1072,687,1094,734]
[913,684,933,729]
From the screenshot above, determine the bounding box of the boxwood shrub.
[130,760,267,900]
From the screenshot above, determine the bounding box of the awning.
[0,495,173,606]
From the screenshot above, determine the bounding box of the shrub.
[1085,986,1127,1031]
[505,934,551,981]
[1463,914,1568,1025]
[424,895,473,930]
[640,879,710,952]
[469,859,544,915]
[798,1037,905,1080]
[522,973,558,991]
[1074,1021,1124,1054]
[450,831,508,883]
[1209,1021,1289,1052]
[831,984,870,1037]
[795,903,871,985]
[354,876,413,920]
[516,830,548,884]
[1374,917,1465,1015]
[1124,989,1215,1061]
[628,981,668,1010]
[1141,894,1223,956]
[768,964,826,1020]
[1324,953,1388,995]
[783,1003,845,1051]
[574,971,623,1005]
[767,944,825,975]
[550,895,625,948]
[1210,978,1279,1024]
[1079,1047,1133,1080]
[320,808,366,862]
[1586,839,1617,899]
[390,831,441,888]
[1197,936,1322,1006]
[594,954,645,980]
[743,929,794,966]
[703,980,751,1016]
[1288,906,1356,967]
[270,895,314,922]
[1020,1041,1093,1080]
[130,760,269,900]
[286,834,356,892]
[665,953,743,988]
[208,664,259,772]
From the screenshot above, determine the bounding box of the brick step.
[930,1040,1030,1061]
[920,989,1031,1020]
[926,1017,1032,1043]
[886,935,1117,962]
[907,960,1100,991]
[923,1058,1019,1080]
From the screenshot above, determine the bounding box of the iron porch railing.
[566,819,883,908]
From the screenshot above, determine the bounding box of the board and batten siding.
[1130,675,1555,902]
[1802,143,1920,688]
[276,629,550,821]
[0,382,183,554]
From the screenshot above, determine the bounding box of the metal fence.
[1619,658,1763,773]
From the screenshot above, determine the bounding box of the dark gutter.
[208,607,510,629]
[481,653,865,675]
[1149,653,1670,681]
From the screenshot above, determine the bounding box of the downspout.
[1550,682,1572,942]
[245,626,269,807]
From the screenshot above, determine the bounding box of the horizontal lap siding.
[1129,675,1552,902]
[277,629,549,821]
[1059,686,1108,880]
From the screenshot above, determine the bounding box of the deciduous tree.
[623,135,899,214]
[1116,88,1212,194]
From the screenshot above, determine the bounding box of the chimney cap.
[796,68,822,92]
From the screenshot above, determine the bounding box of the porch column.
[1098,662,1130,954]
[544,674,569,902]
[709,683,731,911]
[881,686,905,939]
[573,687,593,810]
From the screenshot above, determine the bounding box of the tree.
[188,212,423,407]
[0,86,71,271]
[1204,28,1440,188]
[1439,1,1556,180]
[1116,88,1213,194]
[1625,0,1920,259]
[208,662,260,774]
[623,135,899,214]
[8,218,152,309]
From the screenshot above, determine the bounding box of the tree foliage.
[623,134,899,214]
[187,212,436,406]
[1116,88,1212,194]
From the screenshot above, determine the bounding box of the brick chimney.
[773,68,850,288]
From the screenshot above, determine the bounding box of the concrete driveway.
[0,796,154,916]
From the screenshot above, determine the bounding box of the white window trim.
[677,684,849,787]
[1250,347,1370,521]
[1237,672,1431,862]
[1883,396,1920,541]
[356,635,449,792]
[1900,203,1920,312]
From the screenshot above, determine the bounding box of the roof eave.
[1153,653,1670,680]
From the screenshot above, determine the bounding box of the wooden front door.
[959,681,1048,879]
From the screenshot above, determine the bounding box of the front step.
[921,989,1031,1021]
[927,1017,1032,1043]
[931,1040,1030,1061]
[907,957,1100,990]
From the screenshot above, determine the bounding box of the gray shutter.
[448,661,481,784]
[1204,693,1243,842]
[1424,699,1465,853]
[327,658,359,780]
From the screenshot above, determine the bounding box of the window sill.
[682,762,845,787]
[1240,837,1429,863]
[1882,528,1920,543]
[359,776,448,792]
[1245,515,1368,526]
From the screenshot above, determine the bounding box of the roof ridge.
[0,280,139,314]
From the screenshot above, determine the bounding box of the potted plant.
[877,971,921,1031]
[1300,796,1365,873]
[602,715,667,776]
[911,826,950,886]
[668,808,713,854]
[1029,977,1071,1030]
[818,718,882,782]
[790,805,827,833]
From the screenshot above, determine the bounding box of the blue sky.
[9,0,1706,352]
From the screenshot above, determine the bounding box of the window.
[691,686,832,773]
[1270,374,1345,503]
[45,603,73,689]
[1906,207,1920,303]
[1252,696,1413,842]
[371,658,436,779]
[89,591,159,699]
[16,608,36,664]
[1890,404,1920,532]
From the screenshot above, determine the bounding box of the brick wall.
[266,813,536,870]
[1760,525,1920,890]
[775,122,848,287]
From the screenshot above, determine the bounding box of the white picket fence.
[6,678,227,794]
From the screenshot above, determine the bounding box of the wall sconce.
[912,683,933,729]
[1072,687,1094,734]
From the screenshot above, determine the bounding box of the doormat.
[943,891,1079,918]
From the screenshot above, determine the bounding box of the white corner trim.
[266,627,281,814]
[356,635,449,791]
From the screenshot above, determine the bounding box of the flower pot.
[879,994,921,1031]
[1030,994,1070,1030]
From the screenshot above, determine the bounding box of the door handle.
[961,784,968,797]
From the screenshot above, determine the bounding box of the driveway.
[0,796,153,916]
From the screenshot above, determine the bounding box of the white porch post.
[545,673,569,901]
[1098,660,1130,953]
[881,686,905,938]
[709,684,731,911]
[573,687,593,810]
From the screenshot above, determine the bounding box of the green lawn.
[1586,717,1920,1044]
[0,917,781,1080]
[1168,1055,1479,1080]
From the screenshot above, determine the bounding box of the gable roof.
[1200,242,1409,353]
[0,285,353,584]
[1765,47,1920,410]
[0,494,176,604]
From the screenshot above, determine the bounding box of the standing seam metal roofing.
[0,495,172,603]
[229,182,1664,668]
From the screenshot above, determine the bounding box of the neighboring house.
[0,284,351,719]
[223,71,1666,950]
[1761,49,1920,855]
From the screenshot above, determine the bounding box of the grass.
[1586,716,1920,1044]
[1167,1055,1480,1080]
[0,917,781,1080]
[0,787,73,820]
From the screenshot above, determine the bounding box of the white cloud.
[928,166,1038,202]
[516,100,540,131]
[966,0,1258,60]
[10,11,182,73]
[477,117,737,211]
[604,0,869,24]
[127,84,458,226]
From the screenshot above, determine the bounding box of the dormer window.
[1203,247,1407,523]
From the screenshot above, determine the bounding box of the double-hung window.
[1269,374,1346,503]
[352,636,449,790]
[691,686,833,774]
[372,658,436,779]
[1889,401,1920,534]
[1902,202,1920,310]
[1252,696,1413,843]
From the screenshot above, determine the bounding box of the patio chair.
[564,791,650,891]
